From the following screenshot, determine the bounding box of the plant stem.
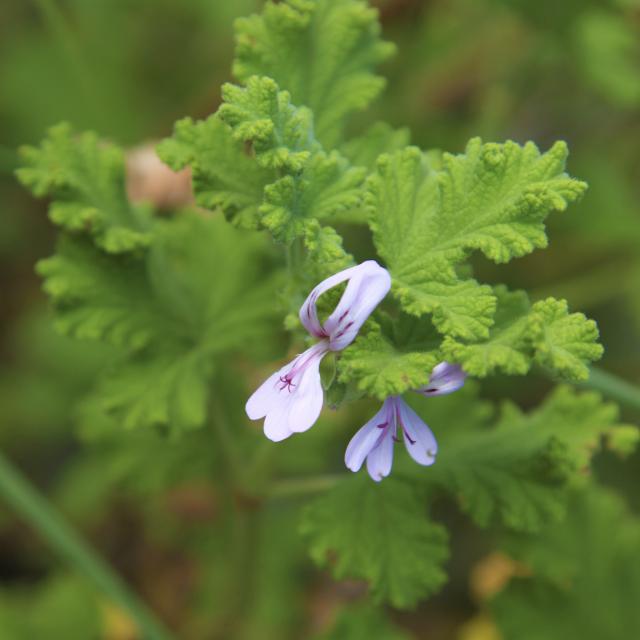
[584,367,640,413]
[0,450,174,640]
[268,473,344,499]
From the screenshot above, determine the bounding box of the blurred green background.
[1,1,639,638]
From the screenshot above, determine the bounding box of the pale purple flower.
[415,362,466,397]
[246,261,391,442]
[345,362,466,481]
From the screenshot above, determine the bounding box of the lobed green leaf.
[40,213,281,433]
[17,123,151,253]
[425,386,629,531]
[529,298,604,381]
[367,140,587,340]
[233,0,394,147]
[301,474,448,608]
[157,115,274,229]
[338,315,442,400]
[442,287,603,380]
[260,151,366,241]
[219,76,318,172]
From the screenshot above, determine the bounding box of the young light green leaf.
[303,220,354,279]
[219,76,318,172]
[529,298,604,381]
[219,77,367,240]
[17,123,151,253]
[260,151,366,241]
[366,147,494,340]
[338,315,442,400]
[157,115,274,229]
[233,0,394,147]
[441,286,532,376]
[301,474,448,608]
[442,288,603,380]
[367,141,587,340]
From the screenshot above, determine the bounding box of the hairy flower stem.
[285,236,305,290]
[584,367,640,413]
[0,450,174,640]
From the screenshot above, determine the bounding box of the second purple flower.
[345,362,467,481]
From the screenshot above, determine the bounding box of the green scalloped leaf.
[367,140,587,340]
[425,386,626,531]
[233,0,394,147]
[219,76,319,172]
[17,123,151,253]
[219,76,367,240]
[301,475,448,608]
[39,213,281,433]
[259,150,366,242]
[157,115,274,229]
[529,298,604,381]
[442,288,603,380]
[441,286,532,376]
[338,315,442,400]
[303,220,354,279]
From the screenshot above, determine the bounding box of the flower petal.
[287,350,325,434]
[415,361,466,397]
[397,398,438,466]
[263,400,294,442]
[298,263,363,338]
[325,261,392,351]
[246,345,327,442]
[345,401,392,472]
[366,428,395,482]
[245,366,290,420]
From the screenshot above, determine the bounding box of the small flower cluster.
[246,263,466,481]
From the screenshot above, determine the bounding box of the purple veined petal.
[345,399,394,472]
[325,261,392,351]
[414,361,466,397]
[366,426,395,482]
[298,263,363,338]
[286,348,326,433]
[397,398,438,466]
[246,344,328,442]
[263,399,294,442]
[245,365,291,420]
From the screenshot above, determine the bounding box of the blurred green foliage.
[1,1,639,639]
